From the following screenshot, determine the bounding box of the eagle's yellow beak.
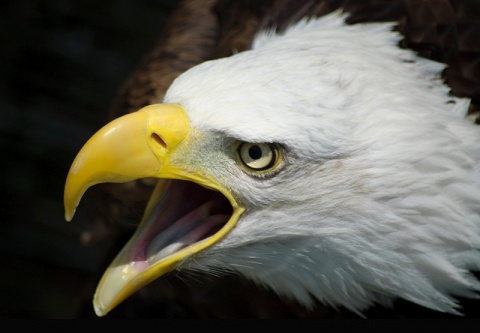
[64,104,190,222]
[64,104,243,316]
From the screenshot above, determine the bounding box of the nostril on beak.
[151,133,166,149]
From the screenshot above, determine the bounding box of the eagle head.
[64,13,480,317]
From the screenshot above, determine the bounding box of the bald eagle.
[65,0,480,318]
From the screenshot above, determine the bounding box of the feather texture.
[158,12,480,315]
[81,0,480,318]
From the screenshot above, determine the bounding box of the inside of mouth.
[129,179,232,268]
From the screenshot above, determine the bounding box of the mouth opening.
[129,179,233,270]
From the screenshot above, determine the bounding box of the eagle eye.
[237,142,279,171]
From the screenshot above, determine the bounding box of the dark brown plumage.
[77,0,480,318]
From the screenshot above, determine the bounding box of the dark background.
[0,0,179,318]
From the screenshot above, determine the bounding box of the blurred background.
[0,0,179,318]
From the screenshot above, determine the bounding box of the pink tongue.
[140,201,228,264]
[152,214,229,260]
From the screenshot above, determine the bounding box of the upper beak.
[64,103,243,316]
[64,104,190,222]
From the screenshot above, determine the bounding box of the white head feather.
[163,12,480,315]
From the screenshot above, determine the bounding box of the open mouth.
[62,104,245,315]
[91,177,238,316]
[128,179,233,273]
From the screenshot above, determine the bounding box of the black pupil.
[249,145,263,160]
